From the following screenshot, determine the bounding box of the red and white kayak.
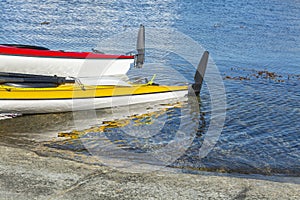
[0,44,134,77]
[0,25,145,78]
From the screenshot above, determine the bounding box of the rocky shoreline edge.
[0,145,299,200]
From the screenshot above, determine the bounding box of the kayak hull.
[0,91,187,114]
[0,54,133,77]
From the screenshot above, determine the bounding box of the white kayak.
[0,25,145,78]
[0,44,134,77]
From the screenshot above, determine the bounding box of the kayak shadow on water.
[0,97,205,157]
[0,111,75,145]
[37,97,206,169]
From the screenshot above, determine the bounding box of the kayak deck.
[0,84,188,100]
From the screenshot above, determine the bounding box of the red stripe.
[0,45,134,59]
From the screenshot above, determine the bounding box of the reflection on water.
[58,103,183,140]
[41,101,203,170]
[0,113,21,120]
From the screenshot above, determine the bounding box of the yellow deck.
[0,84,188,100]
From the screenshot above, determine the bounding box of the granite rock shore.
[0,145,299,200]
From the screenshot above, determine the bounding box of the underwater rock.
[40,21,50,25]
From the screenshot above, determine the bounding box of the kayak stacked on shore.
[0,25,146,78]
[0,44,134,77]
[0,51,209,114]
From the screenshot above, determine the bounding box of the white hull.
[0,54,133,77]
[0,90,188,114]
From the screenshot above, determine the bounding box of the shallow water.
[0,0,299,178]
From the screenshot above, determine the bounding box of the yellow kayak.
[0,83,188,114]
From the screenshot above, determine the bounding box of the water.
[0,0,299,179]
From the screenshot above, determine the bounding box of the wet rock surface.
[0,144,299,200]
